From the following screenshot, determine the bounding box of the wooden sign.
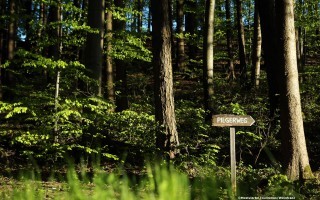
[212,114,255,127]
[211,114,255,194]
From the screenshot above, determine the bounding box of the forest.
[0,0,320,199]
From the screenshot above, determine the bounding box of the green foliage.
[111,33,152,62]
[175,100,220,175]
[0,48,156,163]
[0,91,159,161]
[230,102,246,115]
[104,110,156,149]
[295,1,320,56]
[264,174,299,197]
[236,164,304,198]
[1,1,319,199]
[211,77,282,165]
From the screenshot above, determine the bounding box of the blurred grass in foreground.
[1,162,317,199]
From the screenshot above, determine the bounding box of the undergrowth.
[1,162,318,200]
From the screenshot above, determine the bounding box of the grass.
[0,163,231,200]
[1,162,319,200]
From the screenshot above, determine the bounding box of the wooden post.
[212,114,255,195]
[230,127,236,194]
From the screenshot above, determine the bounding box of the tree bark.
[203,0,215,113]
[236,0,247,82]
[54,70,61,143]
[258,0,280,117]
[276,0,313,181]
[3,0,17,100]
[176,0,186,71]
[8,0,16,61]
[105,1,115,103]
[0,0,6,100]
[85,0,105,97]
[37,1,46,40]
[151,0,179,159]
[225,0,235,80]
[251,0,261,88]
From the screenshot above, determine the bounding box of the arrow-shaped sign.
[212,114,255,127]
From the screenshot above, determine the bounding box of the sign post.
[212,114,255,194]
[230,127,236,193]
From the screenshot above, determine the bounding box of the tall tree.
[251,0,261,88]
[84,0,105,97]
[105,0,115,102]
[151,0,179,159]
[47,0,63,142]
[7,0,16,61]
[225,0,235,80]
[235,0,247,81]
[203,0,215,113]
[276,0,313,181]
[114,0,129,111]
[2,0,17,100]
[176,0,186,71]
[0,0,6,100]
[258,0,280,117]
[37,1,47,41]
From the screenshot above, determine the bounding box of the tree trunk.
[236,0,247,82]
[114,0,129,111]
[151,0,179,159]
[225,0,235,80]
[258,0,280,118]
[0,0,5,100]
[203,0,215,113]
[54,70,61,143]
[105,1,115,103]
[48,0,63,143]
[176,0,186,71]
[3,0,17,100]
[251,0,261,88]
[37,2,46,40]
[85,0,105,97]
[276,0,313,181]
[8,0,16,61]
